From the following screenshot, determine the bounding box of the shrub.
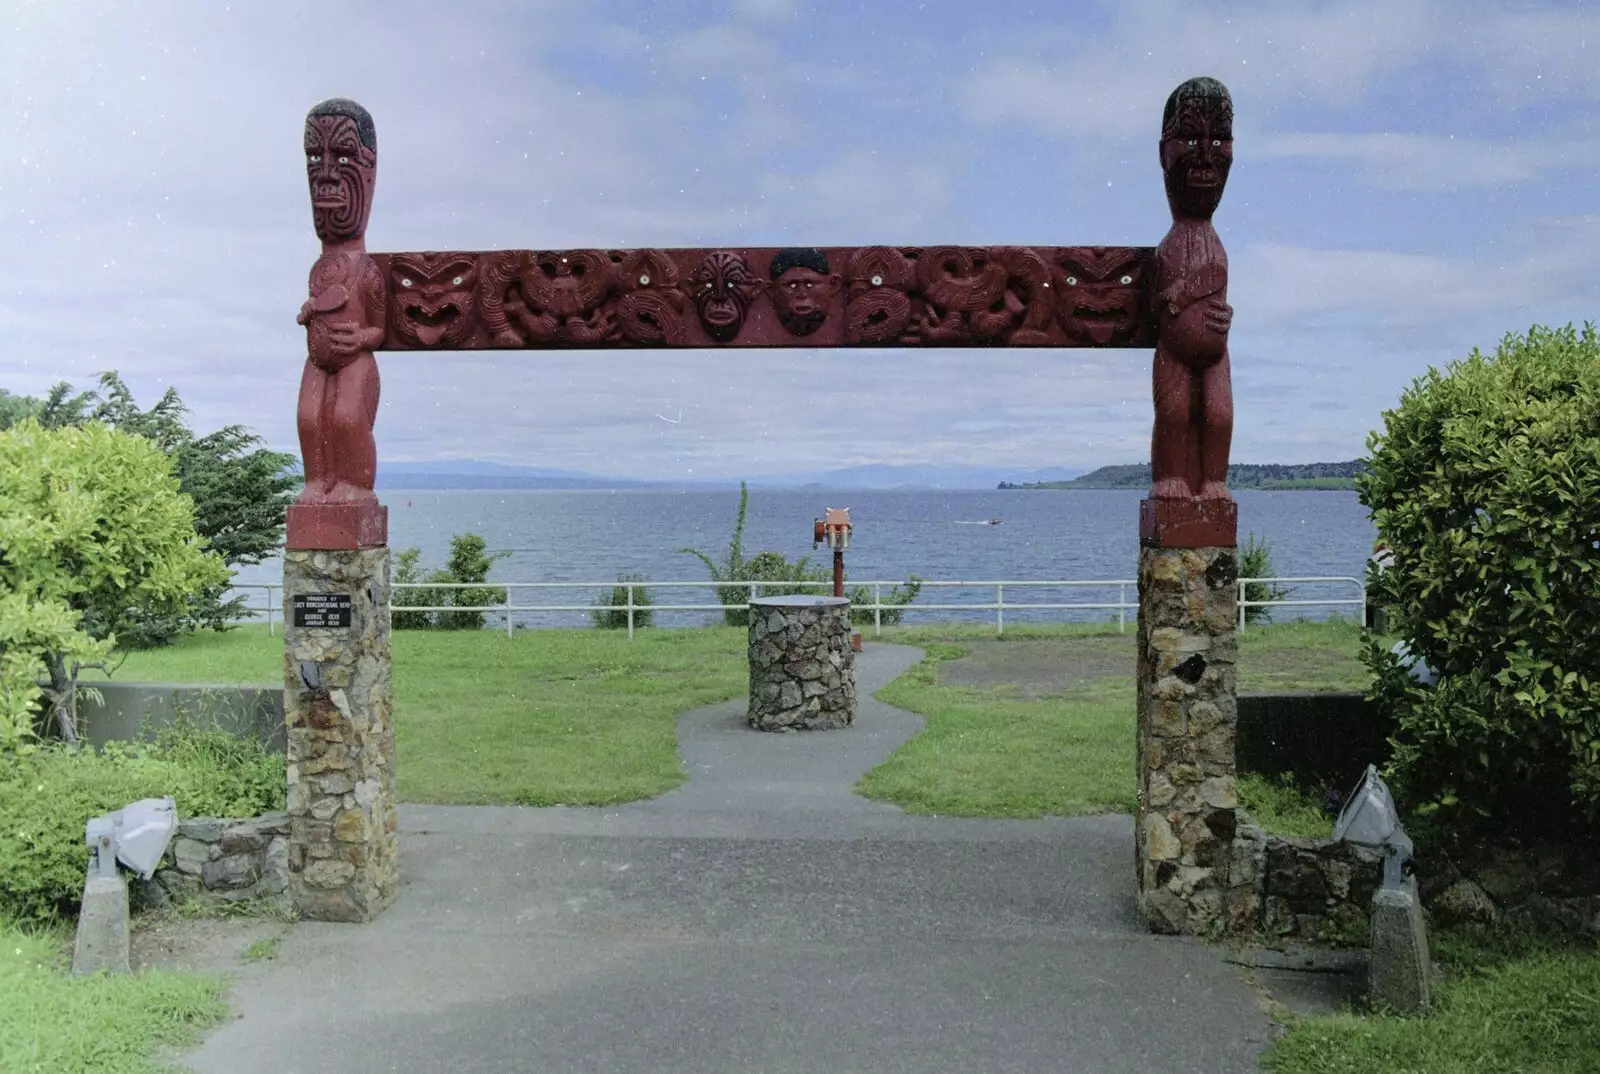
[389,535,509,630]
[1239,532,1291,624]
[846,577,924,626]
[683,482,922,627]
[1359,323,1600,833]
[0,719,284,923]
[591,574,655,630]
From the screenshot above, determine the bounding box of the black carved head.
[768,247,839,337]
[1160,77,1233,220]
[305,98,378,243]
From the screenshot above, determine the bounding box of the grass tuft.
[0,914,227,1074]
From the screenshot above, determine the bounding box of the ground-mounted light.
[74,797,177,975]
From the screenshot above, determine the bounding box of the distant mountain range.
[998,461,1367,491]
[375,460,1084,491]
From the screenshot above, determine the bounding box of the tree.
[0,421,228,744]
[1,373,299,645]
[1360,323,1600,833]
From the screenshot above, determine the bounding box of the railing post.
[506,589,514,638]
[1118,582,1126,634]
[268,584,277,636]
[1238,580,1247,633]
[626,584,635,641]
[996,583,1004,636]
[873,582,882,636]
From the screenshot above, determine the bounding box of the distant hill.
[999,460,1367,491]
[371,459,1085,491]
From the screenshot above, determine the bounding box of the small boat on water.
[954,518,1004,526]
[987,518,1003,525]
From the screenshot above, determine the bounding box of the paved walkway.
[184,643,1276,1074]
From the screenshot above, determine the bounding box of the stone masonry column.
[283,547,398,922]
[1135,500,1243,934]
[748,595,856,731]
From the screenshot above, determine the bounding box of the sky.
[1,0,1595,481]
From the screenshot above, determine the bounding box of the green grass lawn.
[856,618,1367,820]
[90,625,748,806]
[90,619,1364,816]
[0,914,227,1074]
[1263,936,1600,1074]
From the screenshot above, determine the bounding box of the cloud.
[1256,132,1600,191]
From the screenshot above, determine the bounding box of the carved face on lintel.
[1054,247,1144,346]
[1160,77,1232,220]
[767,248,841,337]
[390,253,479,347]
[305,98,377,243]
[691,252,758,342]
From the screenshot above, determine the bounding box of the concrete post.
[283,548,397,922]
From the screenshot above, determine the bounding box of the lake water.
[234,488,1376,629]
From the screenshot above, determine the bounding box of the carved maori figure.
[767,248,841,337]
[1150,77,1234,502]
[615,249,687,344]
[476,251,525,346]
[915,247,1011,342]
[519,250,615,344]
[295,98,385,507]
[691,251,758,343]
[843,247,915,344]
[388,253,481,348]
[984,247,1054,345]
[1055,247,1146,347]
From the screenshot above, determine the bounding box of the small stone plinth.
[284,548,397,922]
[747,595,856,731]
[1135,543,1242,935]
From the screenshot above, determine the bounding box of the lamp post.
[1334,766,1432,1012]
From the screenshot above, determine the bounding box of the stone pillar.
[283,548,397,922]
[1135,499,1241,934]
[748,595,856,731]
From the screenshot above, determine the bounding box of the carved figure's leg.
[327,353,381,505]
[1199,351,1233,500]
[296,362,332,504]
[1150,346,1196,499]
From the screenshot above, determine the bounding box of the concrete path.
[184,643,1276,1074]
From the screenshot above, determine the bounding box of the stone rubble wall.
[748,600,856,730]
[283,547,398,923]
[1135,545,1244,935]
[138,813,290,908]
[1231,820,1600,941]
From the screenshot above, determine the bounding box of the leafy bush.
[389,535,509,630]
[1239,532,1291,624]
[0,420,228,745]
[683,482,921,627]
[1359,323,1600,833]
[389,548,433,630]
[846,578,924,626]
[0,721,284,923]
[591,574,654,629]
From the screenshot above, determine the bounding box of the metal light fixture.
[85,796,178,880]
[1334,765,1411,890]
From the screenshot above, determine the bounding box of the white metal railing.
[226,575,1364,638]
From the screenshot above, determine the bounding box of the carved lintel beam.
[370,246,1157,350]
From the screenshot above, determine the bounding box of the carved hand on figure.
[1169,296,1231,367]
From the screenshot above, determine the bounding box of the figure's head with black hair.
[305,98,378,243]
[1159,77,1232,220]
[768,248,840,337]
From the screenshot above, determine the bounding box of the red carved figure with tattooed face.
[289,98,387,548]
[1147,77,1235,528]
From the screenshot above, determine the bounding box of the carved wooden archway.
[283,80,1244,936]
